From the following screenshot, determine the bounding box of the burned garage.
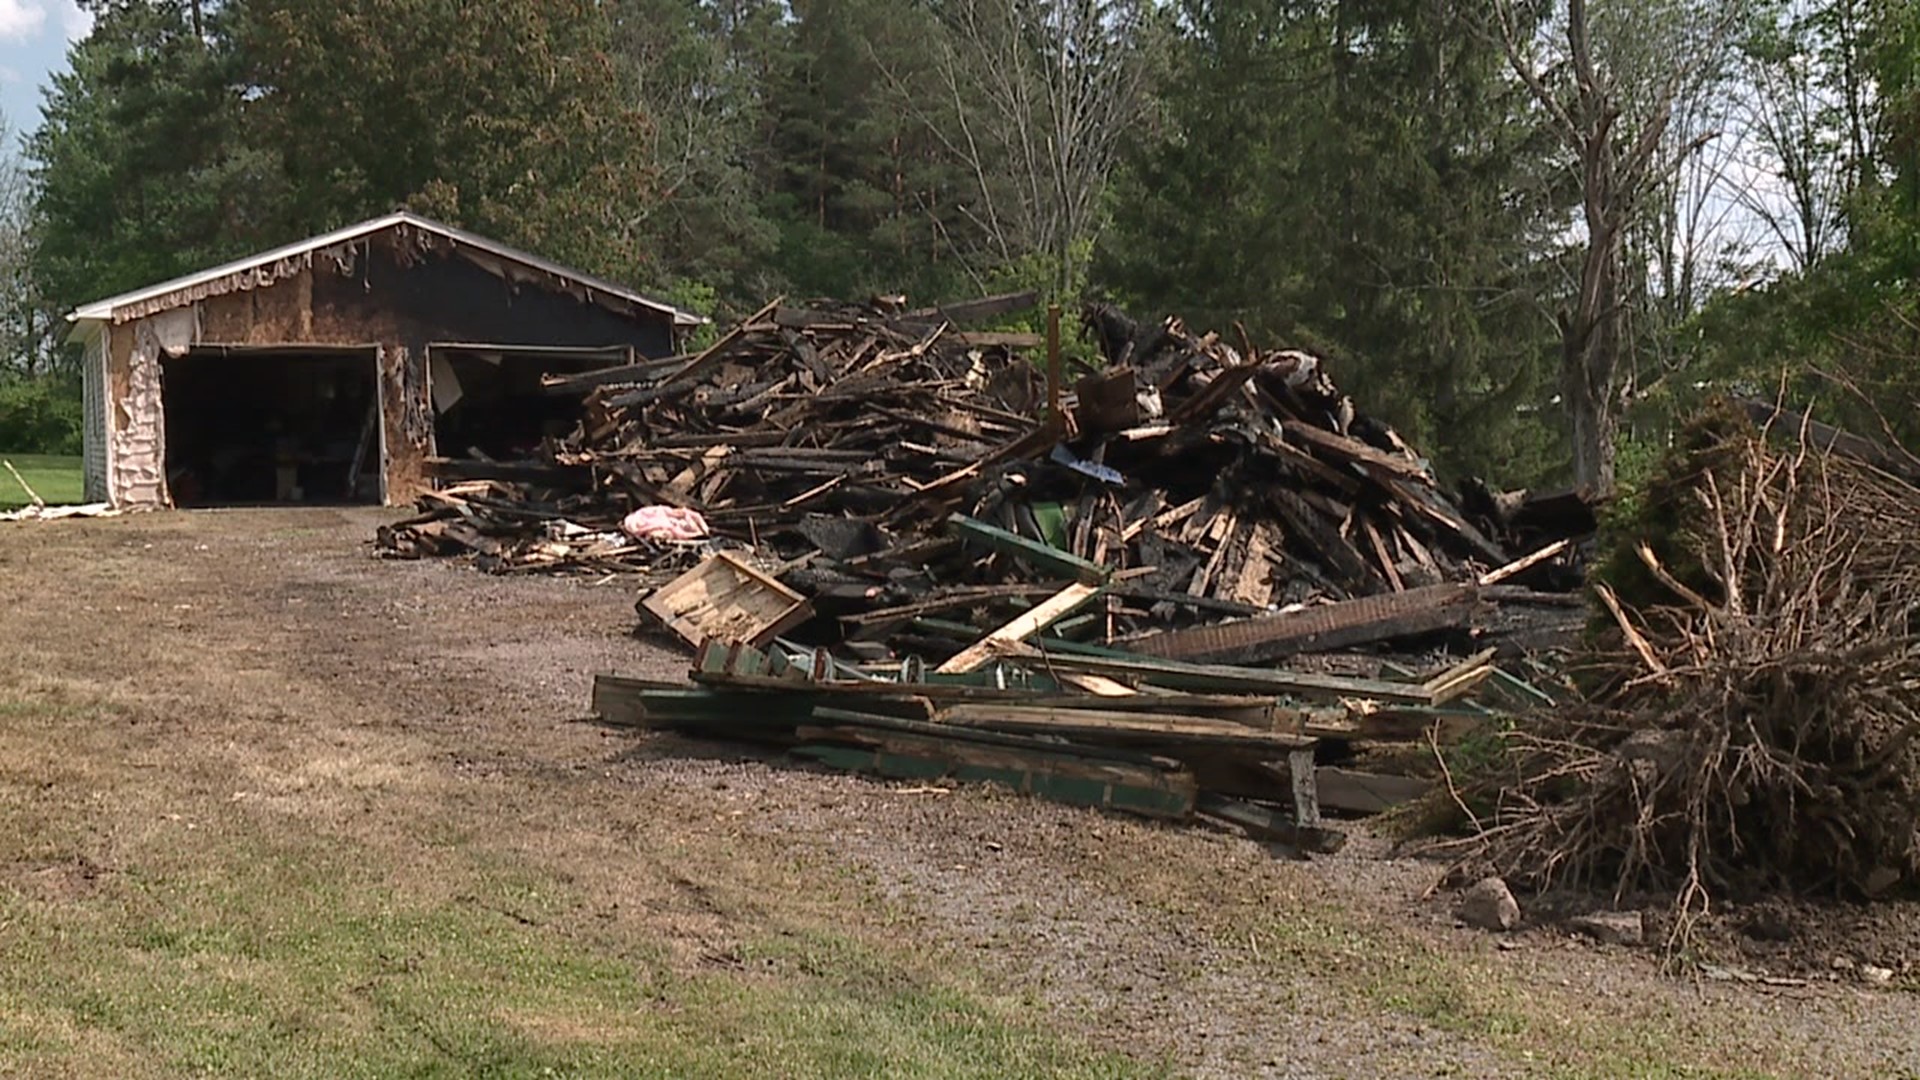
[67,212,702,508]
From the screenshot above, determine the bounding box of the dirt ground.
[2,507,1917,1078]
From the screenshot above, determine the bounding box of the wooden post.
[1045,303,1062,420]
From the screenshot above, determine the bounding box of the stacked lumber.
[593,638,1553,848]
[375,294,1592,656]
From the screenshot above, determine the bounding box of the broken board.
[640,550,813,648]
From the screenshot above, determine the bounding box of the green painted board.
[947,513,1111,584]
[794,744,1195,820]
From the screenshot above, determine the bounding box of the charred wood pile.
[376,293,1596,844]
[377,294,1592,658]
[592,636,1556,853]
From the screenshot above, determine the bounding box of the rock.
[1569,910,1644,946]
[1865,866,1903,897]
[1859,964,1894,986]
[1456,876,1521,931]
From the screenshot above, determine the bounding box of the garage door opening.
[430,344,631,461]
[161,346,381,507]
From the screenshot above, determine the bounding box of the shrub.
[0,377,84,454]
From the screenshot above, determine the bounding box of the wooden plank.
[1315,768,1431,815]
[894,418,1057,508]
[590,679,823,731]
[1478,538,1572,587]
[842,535,960,572]
[806,707,1176,763]
[424,457,589,487]
[1195,793,1346,854]
[935,582,1105,674]
[1376,473,1509,565]
[902,290,1041,325]
[1281,420,1425,478]
[607,297,782,407]
[1424,658,1497,705]
[936,704,1318,752]
[1361,519,1405,592]
[1420,647,1497,698]
[1057,673,1138,697]
[1027,650,1440,705]
[1297,705,1487,744]
[795,719,1195,819]
[947,513,1111,584]
[540,351,687,394]
[953,330,1046,349]
[1226,525,1275,608]
[1124,583,1479,665]
[845,584,1066,632]
[1167,362,1260,424]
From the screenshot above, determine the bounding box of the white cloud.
[58,0,89,42]
[0,0,44,42]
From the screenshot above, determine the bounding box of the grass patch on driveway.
[0,694,1157,1080]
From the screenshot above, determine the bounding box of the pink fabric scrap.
[620,505,711,541]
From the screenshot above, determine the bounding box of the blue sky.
[0,0,90,151]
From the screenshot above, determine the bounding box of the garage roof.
[66,211,706,340]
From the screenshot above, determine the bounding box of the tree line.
[2,0,1916,496]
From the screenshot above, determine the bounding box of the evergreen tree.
[236,0,659,284]
[31,0,270,319]
[1099,0,1567,482]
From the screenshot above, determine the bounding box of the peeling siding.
[109,308,196,508]
[81,329,109,502]
[108,243,357,326]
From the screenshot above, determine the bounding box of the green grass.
[1248,904,1794,1080]
[0,694,1159,1079]
[0,453,84,508]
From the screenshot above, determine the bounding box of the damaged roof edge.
[63,211,709,340]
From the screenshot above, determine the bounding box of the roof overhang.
[64,211,707,343]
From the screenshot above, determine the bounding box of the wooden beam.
[1478,538,1572,586]
[1281,420,1425,478]
[1124,583,1480,665]
[902,290,1041,325]
[607,296,781,408]
[935,704,1318,752]
[1027,650,1440,705]
[935,582,1104,674]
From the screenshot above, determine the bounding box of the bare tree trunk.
[1493,0,1740,496]
[1565,172,1622,492]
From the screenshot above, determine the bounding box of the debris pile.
[1453,401,1920,917]
[377,292,1595,842]
[376,294,1048,570]
[378,294,1592,659]
[595,636,1550,850]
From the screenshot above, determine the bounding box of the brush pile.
[1461,402,1920,917]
